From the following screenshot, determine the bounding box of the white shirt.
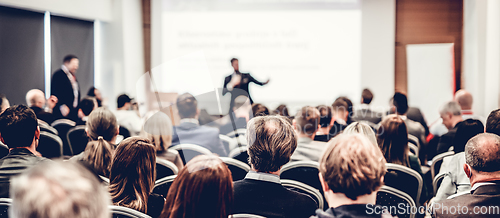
[61,65,79,108]
[114,110,142,136]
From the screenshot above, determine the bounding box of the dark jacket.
[315,121,347,142]
[30,106,56,125]
[219,117,247,135]
[436,122,461,155]
[223,72,265,104]
[50,69,80,120]
[171,122,227,156]
[312,205,395,218]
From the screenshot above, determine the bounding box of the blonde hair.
[140,111,173,153]
[344,122,378,147]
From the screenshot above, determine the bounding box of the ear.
[35,126,40,140]
[116,125,120,136]
[85,128,91,138]
[78,109,84,118]
[0,134,4,144]
[463,163,472,178]
[318,173,330,193]
[292,119,297,129]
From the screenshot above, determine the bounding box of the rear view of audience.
[233,115,317,218]
[343,121,378,147]
[353,88,382,124]
[314,105,332,142]
[291,106,326,162]
[329,99,349,139]
[109,137,164,218]
[252,103,270,117]
[10,161,110,218]
[161,155,233,218]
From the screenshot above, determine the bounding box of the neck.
[298,132,315,140]
[451,117,463,128]
[326,191,377,208]
[251,166,280,175]
[317,127,330,135]
[11,144,39,156]
[470,171,500,187]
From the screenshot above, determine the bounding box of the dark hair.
[117,94,132,109]
[230,58,238,64]
[317,105,332,128]
[0,105,38,148]
[63,54,78,63]
[452,119,484,153]
[486,109,500,137]
[393,92,409,115]
[79,97,96,116]
[110,137,156,214]
[247,116,297,172]
[251,103,269,117]
[176,93,198,119]
[362,89,374,104]
[273,104,289,117]
[161,155,233,218]
[332,99,348,112]
[377,115,410,167]
[337,97,353,123]
[465,133,500,172]
[87,87,102,107]
[295,106,320,135]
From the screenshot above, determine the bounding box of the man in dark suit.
[25,89,58,125]
[51,55,80,121]
[353,88,383,125]
[171,93,227,157]
[435,101,464,155]
[433,133,500,218]
[0,105,49,197]
[233,115,317,218]
[222,58,269,105]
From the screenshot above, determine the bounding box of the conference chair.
[153,175,176,198]
[0,142,8,159]
[220,157,250,181]
[0,198,11,218]
[279,161,328,208]
[432,173,446,195]
[231,214,266,218]
[170,144,212,165]
[408,143,419,156]
[38,119,58,135]
[430,151,454,181]
[384,163,423,205]
[156,158,179,181]
[376,185,416,218]
[219,134,238,152]
[66,125,88,156]
[229,146,249,164]
[51,119,76,156]
[408,134,420,150]
[37,131,63,159]
[281,179,324,210]
[109,205,151,218]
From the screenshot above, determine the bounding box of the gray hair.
[10,161,110,218]
[465,133,500,172]
[344,122,378,147]
[439,101,462,116]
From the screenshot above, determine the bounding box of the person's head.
[117,94,133,110]
[464,133,500,186]
[486,109,500,136]
[176,93,199,119]
[344,122,378,147]
[247,116,297,173]
[83,108,119,177]
[10,161,110,218]
[230,58,239,71]
[273,104,289,117]
[317,105,332,128]
[337,97,353,122]
[392,92,409,115]
[109,137,156,214]
[454,89,473,110]
[332,99,348,122]
[63,54,79,74]
[162,155,233,218]
[439,101,463,130]
[25,89,46,108]
[377,115,409,167]
[0,105,39,150]
[361,88,374,104]
[251,103,269,117]
[78,97,97,119]
[87,87,102,107]
[0,94,10,114]
[319,134,386,204]
[293,106,320,138]
[452,119,484,153]
[141,111,173,153]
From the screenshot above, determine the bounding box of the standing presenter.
[223,58,269,105]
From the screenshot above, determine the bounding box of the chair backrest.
[408,143,419,156]
[0,142,8,160]
[227,129,248,146]
[430,151,454,181]
[219,134,237,152]
[231,214,267,218]
[38,131,63,158]
[38,119,58,135]
[377,185,416,218]
[51,119,75,156]
[109,205,152,218]
[153,175,177,198]
[229,146,249,164]
[281,179,324,210]
[0,198,11,218]
[220,157,250,181]
[170,144,212,165]
[384,163,423,204]
[280,161,328,208]
[67,125,88,156]
[156,159,179,180]
[433,173,446,195]
[408,134,420,150]
[227,129,247,138]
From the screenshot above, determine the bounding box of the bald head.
[455,89,473,110]
[465,133,500,172]
[26,89,45,108]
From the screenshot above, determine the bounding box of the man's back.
[353,108,382,125]
[0,148,47,197]
[171,122,227,156]
[291,138,326,162]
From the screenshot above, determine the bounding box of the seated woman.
[141,111,183,171]
[161,155,233,218]
[109,137,164,218]
[343,121,378,147]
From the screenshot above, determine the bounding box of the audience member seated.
[435,101,463,156]
[343,122,378,147]
[328,98,349,139]
[109,137,164,218]
[251,103,269,117]
[141,111,184,170]
[87,86,103,107]
[314,105,332,142]
[0,105,49,197]
[312,134,392,218]
[435,119,484,201]
[353,88,382,124]
[171,93,226,156]
[233,115,317,218]
[161,155,233,218]
[25,89,58,125]
[0,94,9,114]
[273,104,290,117]
[10,161,110,218]
[486,109,500,136]
[219,95,252,135]
[337,96,354,125]
[76,97,97,125]
[114,94,142,136]
[71,108,118,178]
[291,106,326,162]
[433,133,500,218]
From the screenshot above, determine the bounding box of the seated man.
[10,161,110,218]
[435,101,463,155]
[327,99,349,140]
[114,94,142,136]
[433,133,500,218]
[26,89,58,125]
[353,88,383,125]
[171,93,226,156]
[0,105,49,197]
[233,116,317,218]
[312,134,392,218]
[314,105,332,142]
[291,106,326,162]
[76,97,97,125]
